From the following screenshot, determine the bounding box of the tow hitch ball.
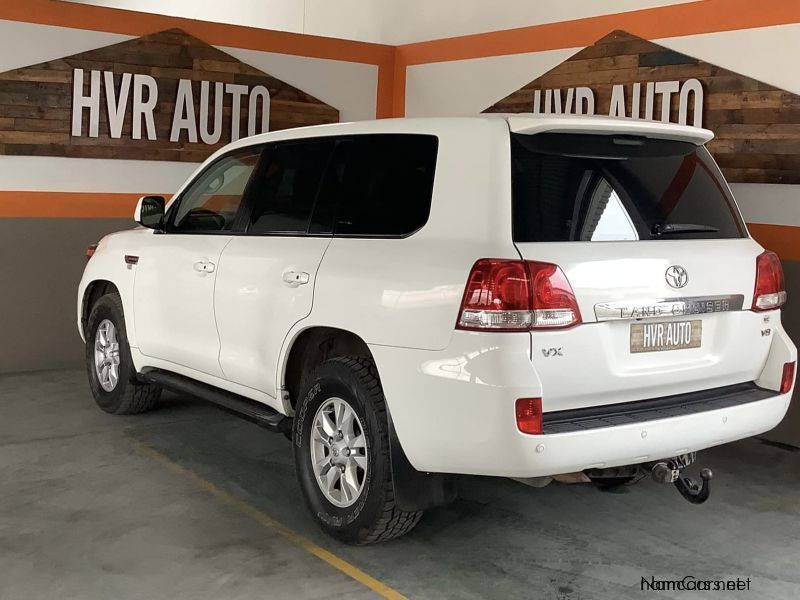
[651,453,713,505]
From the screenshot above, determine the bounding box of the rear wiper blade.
[652,223,720,235]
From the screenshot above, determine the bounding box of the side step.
[143,369,290,435]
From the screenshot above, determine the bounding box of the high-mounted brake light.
[752,251,786,311]
[781,362,796,395]
[456,259,581,331]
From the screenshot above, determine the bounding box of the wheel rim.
[94,319,121,392]
[310,397,368,508]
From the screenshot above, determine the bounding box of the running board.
[143,369,290,435]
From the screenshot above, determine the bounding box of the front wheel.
[293,356,422,544]
[85,293,161,415]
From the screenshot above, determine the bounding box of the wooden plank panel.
[0,69,73,84]
[0,130,70,144]
[0,28,339,162]
[485,29,800,184]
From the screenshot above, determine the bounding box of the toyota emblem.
[665,265,689,289]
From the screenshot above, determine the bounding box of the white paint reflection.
[420,345,501,385]
[381,285,461,309]
[569,258,661,293]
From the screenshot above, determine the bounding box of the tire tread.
[328,355,423,544]
[88,293,160,415]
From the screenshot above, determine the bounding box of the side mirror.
[134,196,165,230]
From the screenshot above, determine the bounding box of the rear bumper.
[541,382,773,434]
[370,324,795,478]
[527,391,790,477]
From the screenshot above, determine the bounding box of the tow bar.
[650,453,713,504]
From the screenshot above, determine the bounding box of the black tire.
[85,293,161,415]
[294,356,422,545]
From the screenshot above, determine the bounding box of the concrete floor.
[2,370,800,600]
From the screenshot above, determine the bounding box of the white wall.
[65,0,384,43]
[65,0,696,44]
[380,0,695,45]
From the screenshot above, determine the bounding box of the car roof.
[219,113,713,156]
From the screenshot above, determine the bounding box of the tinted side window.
[248,140,335,235]
[172,149,261,233]
[334,134,438,237]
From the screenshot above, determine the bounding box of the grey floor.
[2,370,800,600]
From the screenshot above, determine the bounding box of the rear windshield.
[511,132,746,242]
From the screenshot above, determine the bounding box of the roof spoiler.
[506,115,714,146]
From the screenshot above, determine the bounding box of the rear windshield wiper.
[652,223,720,236]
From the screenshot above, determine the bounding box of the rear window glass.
[511,133,745,242]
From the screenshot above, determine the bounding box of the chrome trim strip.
[594,294,745,321]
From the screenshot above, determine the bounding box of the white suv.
[78,115,796,544]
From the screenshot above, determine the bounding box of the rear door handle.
[282,270,310,287]
[193,260,216,274]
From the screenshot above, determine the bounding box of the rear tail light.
[457,260,532,330]
[515,398,542,434]
[528,261,582,329]
[752,251,786,311]
[456,259,581,331]
[781,362,796,395]
[86,243,98,260]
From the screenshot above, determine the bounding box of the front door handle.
[193,260,216,274]
[282,270,310,287]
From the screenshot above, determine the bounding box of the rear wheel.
[85,293,161,415]
[294,356,422,544]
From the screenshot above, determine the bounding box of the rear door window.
[511,133,746,242]
[247,140,335,235]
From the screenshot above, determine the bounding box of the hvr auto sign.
[70,68,270,144]
[530,79,704,127]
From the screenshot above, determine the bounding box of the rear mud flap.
[388,415,457,512]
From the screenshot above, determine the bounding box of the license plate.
[630,320,702,353]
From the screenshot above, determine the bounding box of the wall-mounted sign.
[486,30,800,185]
[71,69,272,143]
[529,78,703,127]
[0,28,339,162]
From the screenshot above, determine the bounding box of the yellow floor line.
[130,439,407,600]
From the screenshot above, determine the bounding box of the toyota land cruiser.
[78,115,796,544]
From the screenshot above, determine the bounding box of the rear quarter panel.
[306,118,519,351]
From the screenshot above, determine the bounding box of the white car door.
[133,147,262,377]
[214,139,337,399]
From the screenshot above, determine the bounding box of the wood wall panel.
[485,31,800,185]
[0,28,339,162]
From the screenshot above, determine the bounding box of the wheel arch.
[81,279,120,338]
[281,326,373,414]
[281,325,457,512]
